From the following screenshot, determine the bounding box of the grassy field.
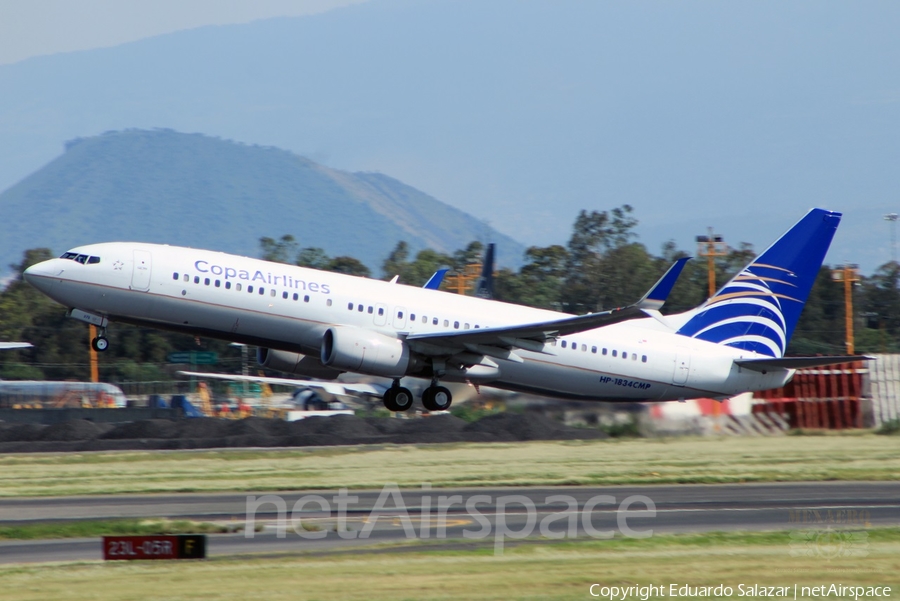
[0,530,897,600]
[0,434,896,497]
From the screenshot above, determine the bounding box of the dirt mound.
[287,415,382,441]
[173,418,230,439]
[38,419,108,442]
[0,423,47,442]
[226,417,289,438]
[399,414,468,434]
[101,419,178,440]
[464,412,584,441]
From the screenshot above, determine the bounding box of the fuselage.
[24,242,793,402]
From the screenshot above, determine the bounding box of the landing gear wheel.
[422,386,452,412]
[91,337,109,352]
[383,386,414,412]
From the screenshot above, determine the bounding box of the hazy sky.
[0,0,366,65]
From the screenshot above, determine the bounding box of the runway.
[0,481,897,563]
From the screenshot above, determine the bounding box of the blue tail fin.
[676,209,841,357]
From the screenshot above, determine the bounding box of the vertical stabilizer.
[676,209,841,357]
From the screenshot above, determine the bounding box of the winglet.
[636,257,690,310]
[423,268,449,290]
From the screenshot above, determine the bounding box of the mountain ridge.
[0,129,524,275]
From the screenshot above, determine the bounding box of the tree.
[258,235,298,264]
[326,256,371,277]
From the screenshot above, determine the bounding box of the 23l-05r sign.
[103,535,206,560]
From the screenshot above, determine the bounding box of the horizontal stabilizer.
[735,355,874,372]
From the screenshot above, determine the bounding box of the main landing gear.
[91,329,109,352]
[381,379,453,413]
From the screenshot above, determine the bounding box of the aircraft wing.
[734,355,874,372]
[405,305,647,358]
[0,342,31,350]
[177,371,386,396]
[405,257,687,357]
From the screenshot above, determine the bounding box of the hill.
[0,129,524,274]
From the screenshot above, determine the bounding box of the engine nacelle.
[257,348,343,380]
[320,326,410,378]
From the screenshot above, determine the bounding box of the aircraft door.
[131,250,152,291]
[392,306,408,330]
[374,304,387,327]
[672,348,691,386]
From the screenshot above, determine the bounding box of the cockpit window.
[60,252,100,265]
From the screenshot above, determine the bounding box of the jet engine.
[257,348,343,380]
[320,326,411,378]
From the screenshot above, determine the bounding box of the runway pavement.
[0,481,897,563]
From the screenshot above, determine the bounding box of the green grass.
[0,519,233,540]
[0,435,898,497]
[0,529,897,600]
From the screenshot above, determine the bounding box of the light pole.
[885,213,898,264]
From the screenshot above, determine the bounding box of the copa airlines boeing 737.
[23,208,859,412]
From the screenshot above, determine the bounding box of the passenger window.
[591,346,597,354]
[453,321,459,329]
[305,295,310,303]
[357,304,363,312]
[464,323,470,330]
[259,287,265,295]
[573,344,578,351]
[194,276,200,284]
[368,306,374,314]
[475,325,480,329]
[422,316,426,323]
[612,350,617,357]
[215,280,221,288]
[226,282,232,290]
[326,299,333,307]
[236,283,242,291]
[271,289,276,297]
[173,273,179,280]
[398,311,404,319]
[433,317,438,325]
[582,344,587,352]
[602,348,608,356]
[642,355,648,363]
[623,352,628,360]
[248,285,253,293]
[443,320,449,327]
[410,314,416,321]
[204,278,210,285]
[378,308,384,316]
[561,341,567,348]
[632,353,637,360]
[348,302,354,310]
[292,293,298,301]
[283,291,288,299]
[184,274,189,282]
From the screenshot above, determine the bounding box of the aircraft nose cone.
[23,260,58,293]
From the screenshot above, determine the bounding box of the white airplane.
[23,208,860,412]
